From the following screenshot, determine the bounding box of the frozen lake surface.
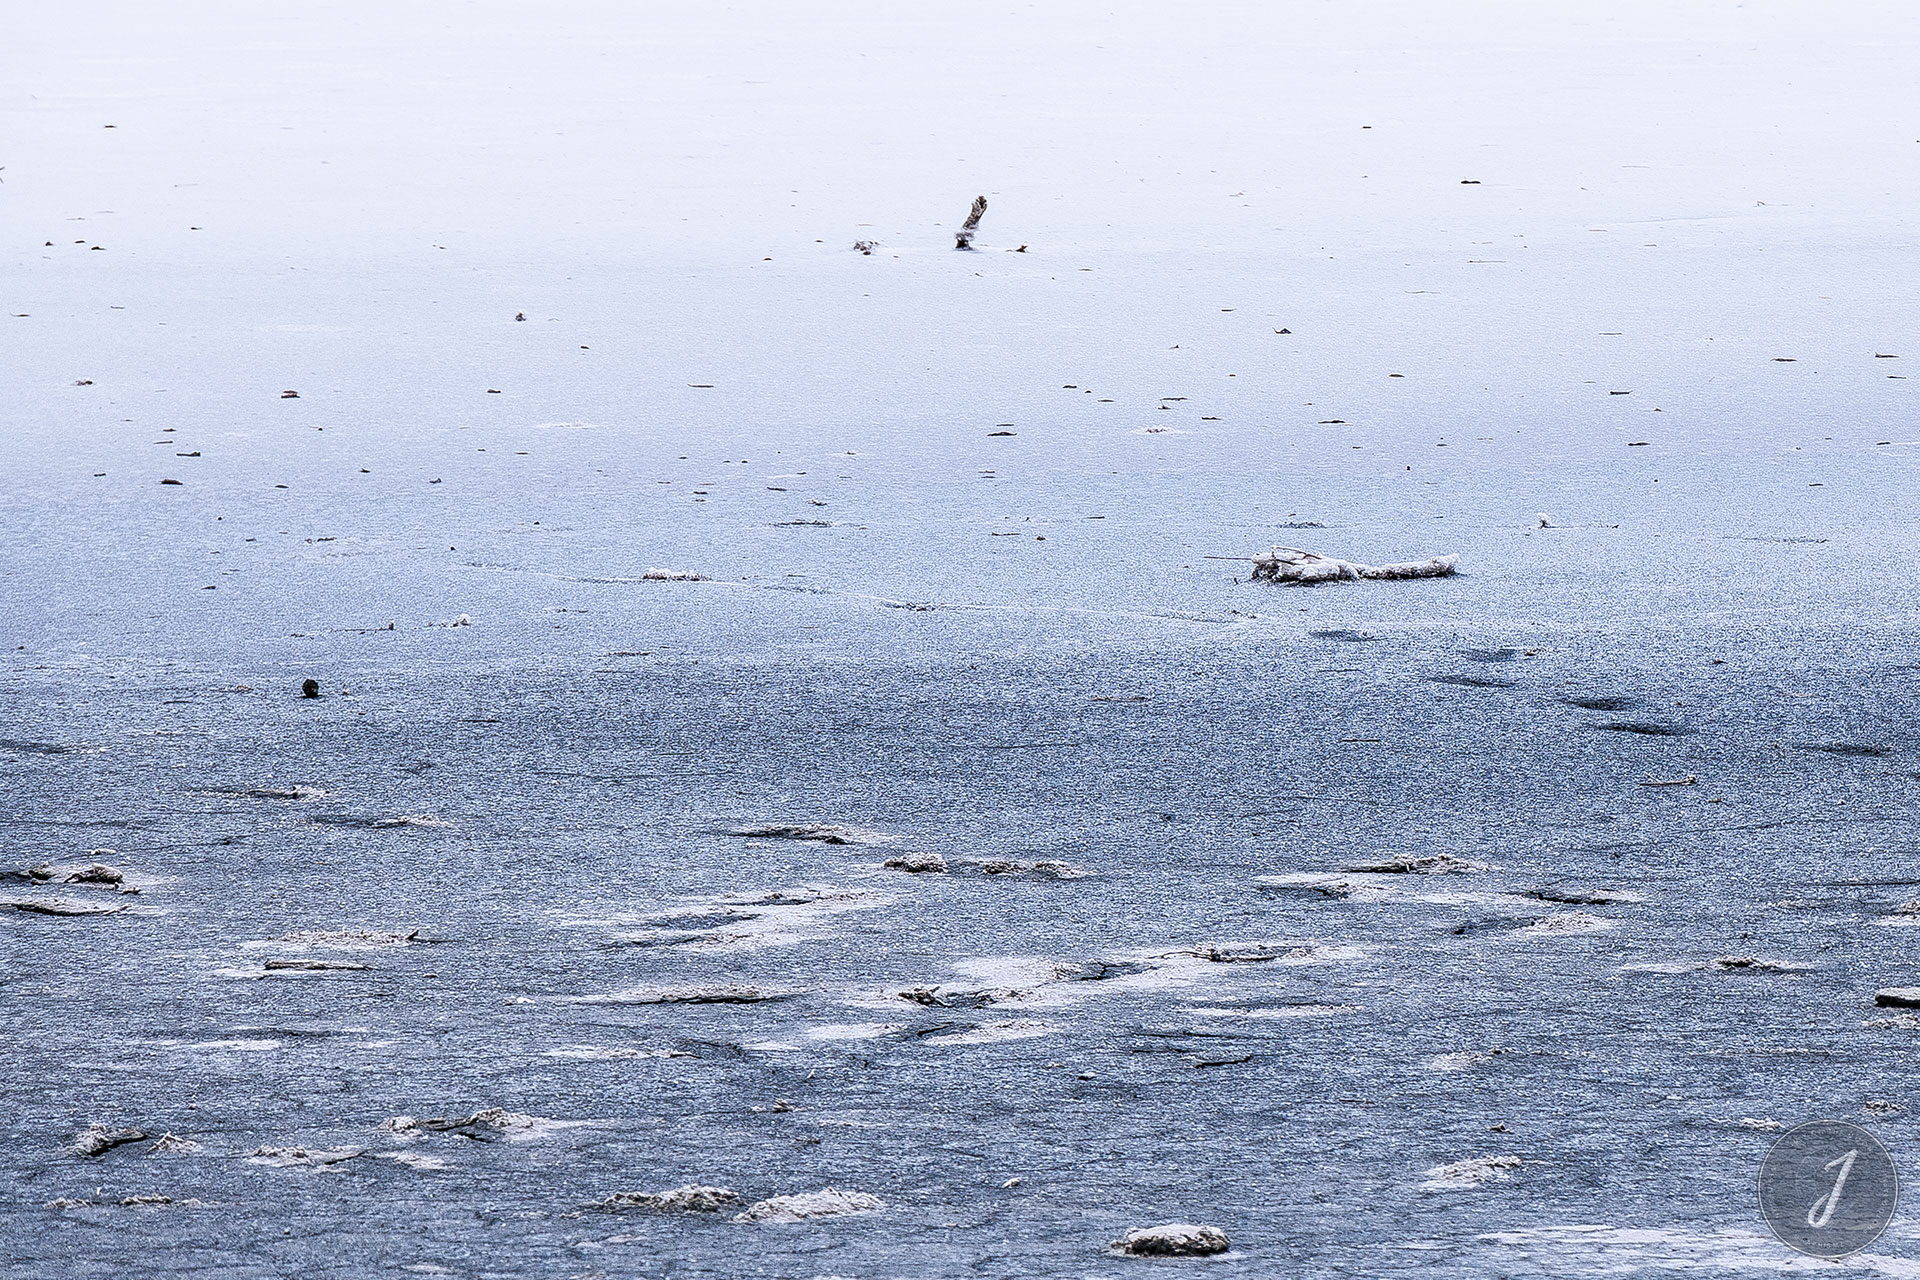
[5,2,1920,1275]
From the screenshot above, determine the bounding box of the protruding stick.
[955,195,987,250]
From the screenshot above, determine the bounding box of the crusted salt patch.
[588,886,884,953]
[594,1184,739,1213]
[1254,872,1531,908]
[216,959,371,978]
[373,1150,451,1171]
[1622,956,1809,976]
[923,1018,1059,1046]
[6,896,129,916]
[804,1023,906,1041]
[949,956,1061,988]
[68,1125,148,1157]
[383,1109,596,1143]
[881,852,947,873]
[21,860,144,894]
[1423,1154,1523,1190]
[244,929,420,951]
[1429,1048,1510,1071]
[1879,901,1920,927]
[148,1133,203,1153]
[247,1146,364,1168]
[1522,885,1645,906]
[1166,941,1371,966]
[732,1188,884,1223]
[561,984,799,1005]
[1341,853,1488,875]
[1110,1223,1231,1257]
[1183,1004,1360,1020]
[1512,912,1614,938]
[545,1045,694,1060]
[968,858,1089,879]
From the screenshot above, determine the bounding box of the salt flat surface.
[4,2,1919,1276]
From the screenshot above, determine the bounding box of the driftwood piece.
[955,196,987,250]
[1249,546,1457,584]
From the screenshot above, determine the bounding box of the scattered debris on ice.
[1110,1223,1231,1257]
[733,1188,884,1222]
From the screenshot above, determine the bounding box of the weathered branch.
[1248,547,1458,584]
[955,196,987,250]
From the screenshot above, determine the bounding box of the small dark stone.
[301,679,321,699]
